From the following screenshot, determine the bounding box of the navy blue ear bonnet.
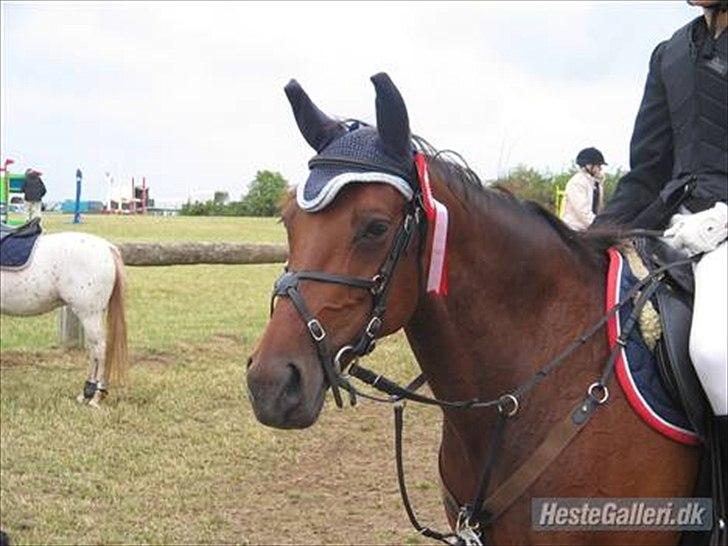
[285,73,418,212]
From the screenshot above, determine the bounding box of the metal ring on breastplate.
[497,394,519,417]
[587,382,609,404]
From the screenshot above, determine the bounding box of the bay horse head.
[246,73,425,429]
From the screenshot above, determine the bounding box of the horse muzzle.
[246,354,325,429]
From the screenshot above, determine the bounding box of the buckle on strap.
[370,274,386,295]
[455,509,483,546]
[307,318,326,341]
[366,316,382,337]
[403,212,414,234]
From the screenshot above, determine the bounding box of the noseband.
[270,199,422,408]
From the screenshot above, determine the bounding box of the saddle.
[0,218,42,243]
[633,236,709,439]
[634,237,726,544]
[0,218,43,270]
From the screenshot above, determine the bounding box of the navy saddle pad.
[0,219,43,269]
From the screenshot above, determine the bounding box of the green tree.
[241,170,289,217]
[602,168,625,202]
[550,167,578,191]
[180,200,212,216]
[213,191,230,205]
[491,165,554,209]
[489,164,626,212]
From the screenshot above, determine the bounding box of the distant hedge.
[488,165,625,212]
[181,170,289,217]
[181,165,626,217]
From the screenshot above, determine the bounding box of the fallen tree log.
[116,242,288,266]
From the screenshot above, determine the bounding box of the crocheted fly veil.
[285,73,417,212]
[285,73,449,296]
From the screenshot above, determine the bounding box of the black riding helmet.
[576,147,607,167]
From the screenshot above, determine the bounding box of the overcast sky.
[1,1,698,204]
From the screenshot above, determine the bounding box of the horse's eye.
[364,221,388,239]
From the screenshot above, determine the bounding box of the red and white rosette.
[414,153,448,296]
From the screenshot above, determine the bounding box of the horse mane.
[411,135,620,267]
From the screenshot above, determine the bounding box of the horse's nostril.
[285,362,302,400]
[246,356,253,370]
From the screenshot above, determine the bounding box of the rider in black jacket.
[594,2,727,536]
[594,3,727,230]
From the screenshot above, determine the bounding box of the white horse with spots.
[0,232,129,406]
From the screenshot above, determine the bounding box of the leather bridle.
[270,194,422,408]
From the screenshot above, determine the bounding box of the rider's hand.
[664,202,728,257]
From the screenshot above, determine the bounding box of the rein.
[341,257,695,546]
[270,159,699,544]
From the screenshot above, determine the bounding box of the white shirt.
[561,169,603,231]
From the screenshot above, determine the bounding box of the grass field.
[36,213,288,244]
[0,215,445,544]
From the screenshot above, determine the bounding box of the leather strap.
[479,395,603,524]
[283,283,344,407]
[472,282,661,526]
[394,404,458,544]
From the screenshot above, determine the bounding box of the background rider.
[561,147,607,231]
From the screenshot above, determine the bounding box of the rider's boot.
[710,415,727,545]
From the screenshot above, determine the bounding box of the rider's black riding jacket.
[594,17,727,230]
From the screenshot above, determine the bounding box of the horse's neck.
[404,176,605,456]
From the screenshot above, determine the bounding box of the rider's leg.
[690,241,727,416]
[691,241,727,536]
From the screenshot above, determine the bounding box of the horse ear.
[370,73,411,160]
[284,79,346,152]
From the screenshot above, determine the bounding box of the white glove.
[664,202,728,257]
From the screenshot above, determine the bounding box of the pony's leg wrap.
[77,380,97,404]
[80,311,107,406]
[83,380,97,399]
[89,387,108,408]
[76,379,98,404]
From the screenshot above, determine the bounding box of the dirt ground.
[0,339,451,545]
[226,395,449,545]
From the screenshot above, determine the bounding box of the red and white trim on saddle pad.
[606,248,699,446]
